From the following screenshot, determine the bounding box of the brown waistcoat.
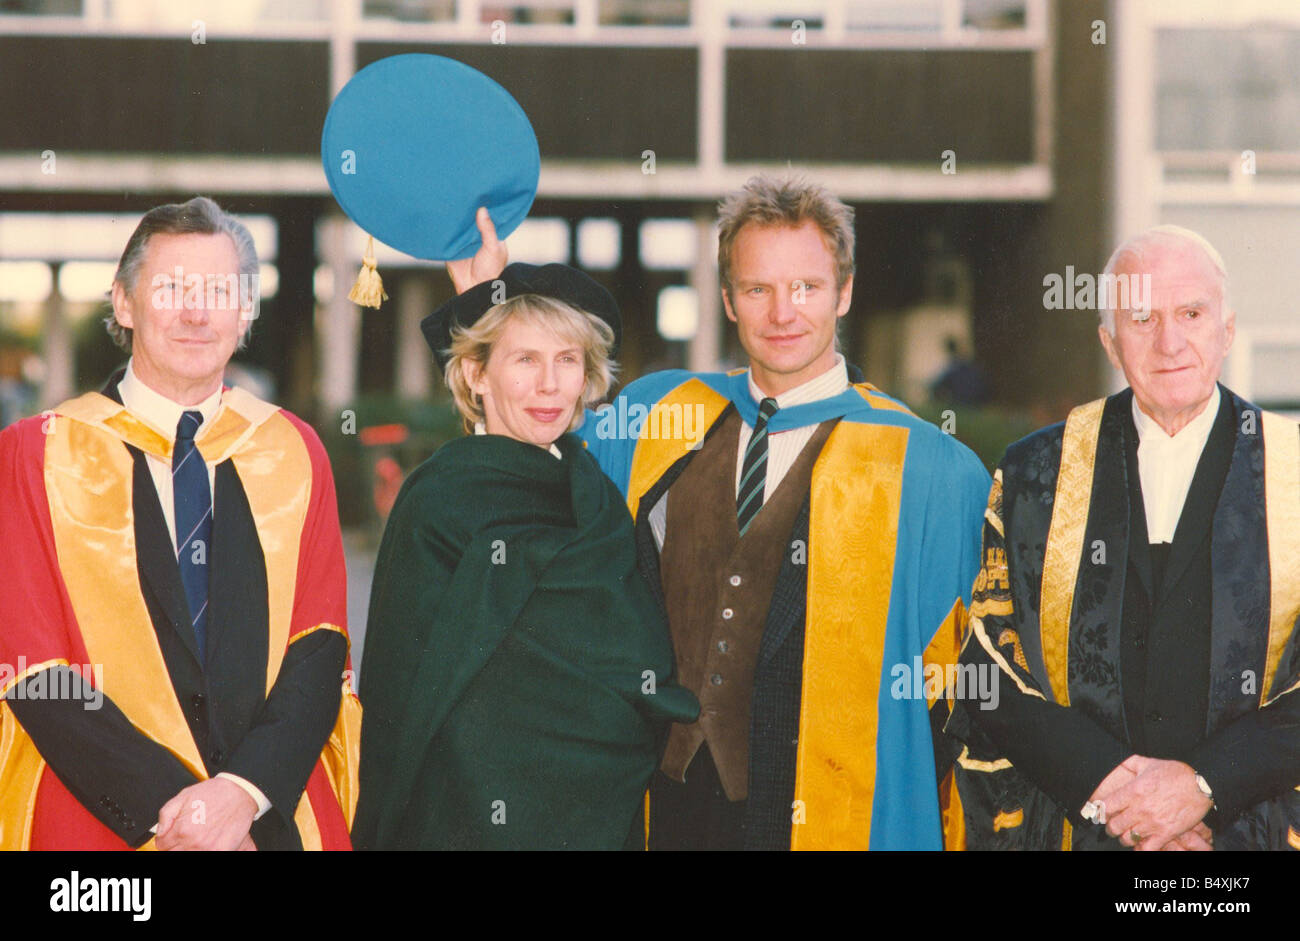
[658,407,835,800]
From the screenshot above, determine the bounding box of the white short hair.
[1099,224,1230,334]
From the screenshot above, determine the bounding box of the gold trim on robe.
[1040,398,1105,707]
[793,419,909,850]
[1262,410,1300,705]
[0,387,356,849]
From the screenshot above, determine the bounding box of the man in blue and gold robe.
[580,176,990,850]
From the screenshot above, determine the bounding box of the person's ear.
[1098,322,1122,372]
[111,280,135,331]
[722,287,737,324]
[836,274,854,318]
[462,358,485,396]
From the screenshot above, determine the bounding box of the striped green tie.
[737,397,779,536]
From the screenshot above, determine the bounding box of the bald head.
[1100,225,1229,335]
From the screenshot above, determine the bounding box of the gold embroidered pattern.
[1040,398,1105,706]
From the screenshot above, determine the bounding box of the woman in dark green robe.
[353,262,698,850]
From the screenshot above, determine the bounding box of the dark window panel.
[725,49,1035,163]
[0,37,330,155]
[356,43,698,161]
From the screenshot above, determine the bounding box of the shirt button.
[717,640,729,654]
[722,608,734,620]
[729,575,742,587]
[1147,710,1162,723]
[710,674,724,686]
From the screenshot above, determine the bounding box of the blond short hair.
[444,294,618,434]
[716,174,856,299]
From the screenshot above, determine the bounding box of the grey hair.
[105,196,260,352]
[1099,224,1230,335]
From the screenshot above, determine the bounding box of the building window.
[1157,28,1300,153]
[639,218,695,270]
[656,284,697,340]
[576,218,620,269]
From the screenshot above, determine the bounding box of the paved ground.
[342,528,378,686]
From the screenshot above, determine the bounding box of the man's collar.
[1132,384,1221,447]
[726,359,870,433]
[117,358,223,441]
[745,353,849,412]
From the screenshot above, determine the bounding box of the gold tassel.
[348,235,388,308]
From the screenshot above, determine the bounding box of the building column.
[41,262,73,408]
[395,273,434,400]
[318,214,360,416]
[687,208,721,373]
[277,205,318,416]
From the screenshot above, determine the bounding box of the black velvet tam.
[421,262,621,371]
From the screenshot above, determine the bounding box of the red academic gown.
[0,376,360,850]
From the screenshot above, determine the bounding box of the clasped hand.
[1086,755,1214,851]
[155,777,258,851]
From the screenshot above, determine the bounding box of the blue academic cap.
[321,53,540,304]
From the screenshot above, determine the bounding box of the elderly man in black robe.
[945,225,1300,851]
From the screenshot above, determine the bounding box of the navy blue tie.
[173,410,211,665]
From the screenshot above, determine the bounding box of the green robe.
[354,432,698,850]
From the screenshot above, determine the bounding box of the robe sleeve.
[917,437,992,779]
[1187,660,1300,823]
[222,414,347,825]
[0,418,200,846]
[351,458,470,848]
[949,465,1131,822]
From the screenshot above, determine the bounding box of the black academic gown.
[947,385,1300,850]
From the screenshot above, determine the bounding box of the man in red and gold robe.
[0,197,359,850]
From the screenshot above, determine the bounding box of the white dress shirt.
[735,353,850,501]
[649,354,850,549]
[117,359,271,821]
[1131,385,1221,544]
[117,359,221,550]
